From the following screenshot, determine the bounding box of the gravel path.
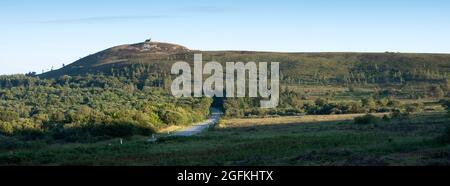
[171,108,223,137]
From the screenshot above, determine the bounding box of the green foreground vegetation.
[1,111,449,166]
[1,44,450,165]
[0,75,212,142]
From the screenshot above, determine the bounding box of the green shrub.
[0,135,22,150]
[382,115,390,121]
[354,114,379,125]
[0,121,14,135]
[377,98,389,107]
[147,112,163,126]
[20,130,44,140]
[361,97,377,110]
[0,110,19,122]
[314,98,328,107]
[437,127,450,144]
[160,109,190,125]
[440,99,450,109]
[95,122,135,137]
[429,85,445,98]
[387,99,402,108]
[390,109,410,120]
[89,119,154,138]
[406,103,424,113]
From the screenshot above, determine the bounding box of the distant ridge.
[41,40,450,87]
[41,41,195,78]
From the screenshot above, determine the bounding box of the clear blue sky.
[1,0,449,75]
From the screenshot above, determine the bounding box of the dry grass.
[157,125,184,134]
[221,113,388,128]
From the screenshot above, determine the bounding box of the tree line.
[0,74,212,142]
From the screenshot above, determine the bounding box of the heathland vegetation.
[1,41,450,165]
[1,111,448,165]
[0,74,212,144]
[40,43,450,118]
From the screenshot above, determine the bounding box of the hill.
[41,41,450,87]
[35,40,450,117]
[41,41,193,78]
[1,41,450,162]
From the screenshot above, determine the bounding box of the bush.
[0,110,20,122]
[89,119,154,138]
[440,99,450,109]
[429,86,445,98]
[377,98,389,107]
[94,122,135,137]
[406,103,424,113]
[354,114,379,125]
[20,129,45,140]
[387,99,402,108]
[382,115,391,121]
[0,135,22,150]
[314,98,328,107]
[437,127,450,144]
[390,109,410,120]
[147,112,163,126]
[0,121,14,135]
[160,109,190,125]
[361,97,376,110]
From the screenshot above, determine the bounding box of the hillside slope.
[41,41,450,86]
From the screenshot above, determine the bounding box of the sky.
[0,0,450,75]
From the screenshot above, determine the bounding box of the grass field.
[221,113,388,127]
[1,112,449,166]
